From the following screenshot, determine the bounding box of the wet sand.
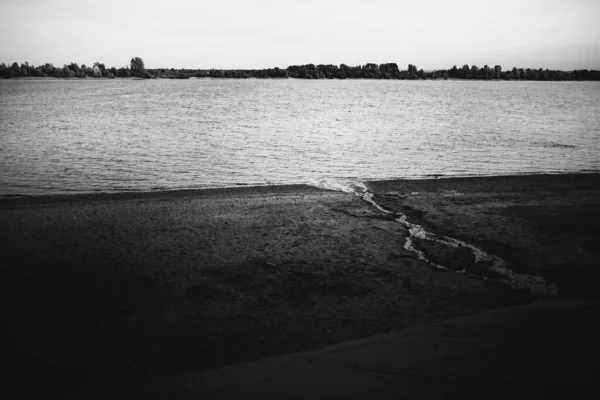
[2,174,599,393]
[367,173,600,294]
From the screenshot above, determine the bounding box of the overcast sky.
[1,0,599,70]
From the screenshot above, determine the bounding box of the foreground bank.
[107,298,600,399]
[1,174,599,395]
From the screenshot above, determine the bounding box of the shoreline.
[0,183,328,206]
[2,171,599,206]
[4,75,600,82]
[2,172,599,393]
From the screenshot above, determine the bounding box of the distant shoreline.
[4,75,600,82]
[3,60,600,81]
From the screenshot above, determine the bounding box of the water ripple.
[1,79,599,195]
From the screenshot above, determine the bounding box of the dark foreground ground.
[1,174,599,396]
[108,299,600,399]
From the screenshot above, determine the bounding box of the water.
[1,78,599,196]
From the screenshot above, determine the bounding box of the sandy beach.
[2,174,599,393]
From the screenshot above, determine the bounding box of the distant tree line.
[0,61,127,79]
[2,59,599,81]
[191,63,599,81]
[0,57,154,79]
[283,63,600,81]
[287,63,409,79]
[440,64,600,81]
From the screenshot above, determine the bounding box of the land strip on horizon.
[3,60,600,80]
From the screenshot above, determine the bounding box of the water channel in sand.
[316,178,558,295]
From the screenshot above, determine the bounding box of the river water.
[1,78,599,196]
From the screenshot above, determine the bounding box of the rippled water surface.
[1,78,599,195]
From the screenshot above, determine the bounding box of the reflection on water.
[1,78,599,196]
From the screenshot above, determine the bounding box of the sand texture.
[1,175,599,392]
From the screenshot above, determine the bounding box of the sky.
[1,0,599,70]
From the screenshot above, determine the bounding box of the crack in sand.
[314,179,557,295]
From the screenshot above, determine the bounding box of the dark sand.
[2,174,599,393]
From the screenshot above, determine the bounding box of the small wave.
[547,143,576,149]
[311,178,367,194]
[529,141,577,149]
